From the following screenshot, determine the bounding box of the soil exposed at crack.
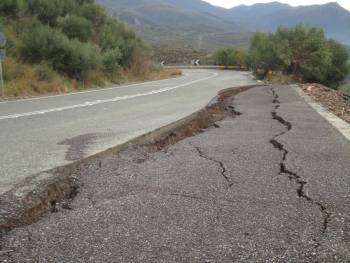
[269,87,330,235]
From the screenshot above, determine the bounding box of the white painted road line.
[0,72,218,121]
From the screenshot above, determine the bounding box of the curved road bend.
[0,69,256,194]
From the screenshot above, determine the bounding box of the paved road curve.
[2,85,349,262]
[0,69,255,194]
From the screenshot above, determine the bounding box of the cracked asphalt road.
[0,69,255,194]
[1,85,350,262]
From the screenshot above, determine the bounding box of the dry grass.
[3,58,72,97]
[1,57,182,98]
[266,71,294,84]
[121,53,182,82]
[143,68,182,81]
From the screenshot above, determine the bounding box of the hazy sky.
[204,0,350,11]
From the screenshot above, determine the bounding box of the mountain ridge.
[96,0,350,48]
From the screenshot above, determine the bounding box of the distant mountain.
[96,0,350,49]
[97,0,242,34]
[227,2,350,44]
[227,1,292,20]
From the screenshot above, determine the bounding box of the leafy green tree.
[281,26,332,83]
[248,32,281,74]
[324,40,349,88]
[213,48,230,66]
[248,25,349,87]
[58,15,93,42]
[234,48,248,68]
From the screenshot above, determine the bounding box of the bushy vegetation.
[213,47,247,68]
[213,25,349,89]
[249,25,349,88]
[0,0,161,96]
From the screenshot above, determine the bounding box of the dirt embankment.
[302,84,350,124]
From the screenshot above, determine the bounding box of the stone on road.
[1,85,349,262]
[0,70,255,194]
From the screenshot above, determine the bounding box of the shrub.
[78,3,106,28]
[27,0,75,25]
[100,18,146,67]
[102,48,122,74]
[58,15,93,42]
[20,21,100,79]
[60,39,101,80]
[0,0,25,16]
[19,20,56,62]
[2,0,152,95]
[213,47,248,68]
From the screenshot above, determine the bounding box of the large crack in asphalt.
[225,105,243,118]
[192,145,234,188]
[189,102,244,188]
[270,88,330,235]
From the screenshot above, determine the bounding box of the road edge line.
[293,84,350,141]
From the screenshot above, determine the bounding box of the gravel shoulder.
[1,85,349,262]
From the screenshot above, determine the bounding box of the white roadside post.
[0,56,3,97]
[0,32,7,97]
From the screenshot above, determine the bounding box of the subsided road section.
[1,85,349,262]
[0,70,255,194]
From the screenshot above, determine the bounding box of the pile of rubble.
[302,84,350,124]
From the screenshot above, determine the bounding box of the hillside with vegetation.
[97,0,350,54]
[0,0,176,97]
[97,0,250,54]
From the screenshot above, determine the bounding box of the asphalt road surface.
[1,85,349,262]
[0,70,255,194]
